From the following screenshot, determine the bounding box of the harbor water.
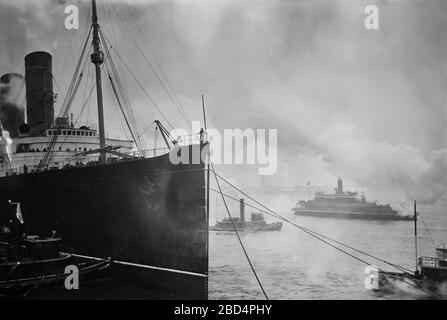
[209,203,447,299]
[12,199,447,300]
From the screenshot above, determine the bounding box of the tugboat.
[417,244,447,287]
[211,199,282,231]
[0,201,110,297]
[377,202,447,298]
[292,178,413,221]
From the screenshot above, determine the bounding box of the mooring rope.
[211,170,413,273]
[210,170,443,298]
[210,163,269,300]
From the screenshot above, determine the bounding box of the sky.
[0,0,447,207]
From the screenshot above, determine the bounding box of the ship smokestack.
[25,51,54,133]
[240,198,245,222]
[0,73,25,138]
[337,177,343,194]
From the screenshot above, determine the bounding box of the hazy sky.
[1,0,447,206]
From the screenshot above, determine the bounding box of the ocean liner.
[292,178,412,221]
[0,1,209,299]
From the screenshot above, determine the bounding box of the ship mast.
[91,0,106,164]
[414,200,418,274]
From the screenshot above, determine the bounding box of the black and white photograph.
[0,0,446,307]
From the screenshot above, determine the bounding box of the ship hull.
[377,270,447,298]
[293,209,413,221]
[420,266,447,282]
[210,222,282,231]
[0,145,208,299]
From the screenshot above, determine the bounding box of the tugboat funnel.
[337,177,343,194]
[240,198,245,222]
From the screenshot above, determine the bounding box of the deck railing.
[1,134,204,176]
[419,257,440,268]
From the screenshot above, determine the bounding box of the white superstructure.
[1,126,133,176]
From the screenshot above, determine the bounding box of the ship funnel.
[0,73,25,137]
[337,177,343,194]
[239,198,245,222]
[25,51,54,132]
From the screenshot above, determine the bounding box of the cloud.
[1,0,447,206]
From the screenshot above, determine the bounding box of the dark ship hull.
[0,145,208,299]
[210,222,282,231]
[293,209,413,221]
[211,206,283,231]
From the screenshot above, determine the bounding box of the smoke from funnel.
[0,73,25,138]
[0,0,445,209]
[0,123,12,165]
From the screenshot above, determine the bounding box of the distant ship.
[292,178,413,221]
[211,199,282,231]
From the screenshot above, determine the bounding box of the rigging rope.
[104,2,132,106]
[210,170,414,274]
[209,172,442,298]
[100,42,146,153]
[80,59,92,125]
[55,23,81,101]
[209,187,373,266]
[104,72,132,141]
[419,214,437,248]
[58,26,93,120]
[123,0,191,128]
[37,26,92,169]
[111,2,192,129]
[48,80,97,164]
[210,163,269,300]
[102,33,181,138]
[54,66,113,155]
[107,71,142,153]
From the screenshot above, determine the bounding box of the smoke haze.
[0,0,447,207]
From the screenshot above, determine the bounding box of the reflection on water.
[208,205,447,300]
[7,202,445,300]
